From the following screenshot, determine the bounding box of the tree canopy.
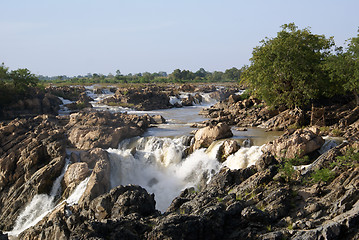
[325,29,359,104]
[242,23,334,108]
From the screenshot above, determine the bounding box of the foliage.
[0,63,39,106]
[278,160,295,182]
[330,147,359,169]
[242,23,334,108]
[310,168,335,183]
[325,29,359,104]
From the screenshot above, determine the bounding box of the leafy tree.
[9,68,38,92]
[242,23,334,108]
[224,67,241,81]
[326,29,359,104]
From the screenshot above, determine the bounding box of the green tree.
[242,23,334,108]
[224,67,241,81]
[9,68,38,92]
[326,29,359,104]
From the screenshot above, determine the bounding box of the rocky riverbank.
[11,125,359,240]
[0,84,359,239]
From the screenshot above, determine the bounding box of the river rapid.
[8,86,282,237]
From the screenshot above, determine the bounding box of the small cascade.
[318,136,341,154]
[8,158,70,236]
[107,136,221,212]
[8,157,91,237]
[58,97,73,115]
[222,145,264,170]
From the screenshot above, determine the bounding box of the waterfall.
[7,158,90,237]
[222,145,264,170]
[107,136,222,212]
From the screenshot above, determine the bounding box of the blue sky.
[1,0,358,76]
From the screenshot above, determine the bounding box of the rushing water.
[9,86,283,236]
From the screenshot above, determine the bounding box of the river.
[8,86,282,237]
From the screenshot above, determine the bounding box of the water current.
[8,86,283,237]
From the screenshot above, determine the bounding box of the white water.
[108,136,223,212]
[8,159,90,237]
[7,86,279,235]
[222,145,264,170]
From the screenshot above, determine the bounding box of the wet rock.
[79,158,111,206]
[192,123,233,150]
[62,162,90,198]
[150,115,166,124]
[79,148,109,169]
[218,140,240,162]
[263,128,324,159]
[0,115,66,230]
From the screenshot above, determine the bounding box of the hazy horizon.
[1,0,358,77]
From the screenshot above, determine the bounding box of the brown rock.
[192,123,233,150]
[79,158,111,206]
[263,128,325,159]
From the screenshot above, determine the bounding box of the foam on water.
[222,145,264,170]
[8,159,90,237]
[107,136,221,212]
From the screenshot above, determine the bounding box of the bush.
[310,168,335,183]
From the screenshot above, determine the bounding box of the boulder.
[89,185,157,220]
[192,123,233,150]
[150,115,166,124]
[62,162,90,198]
[262,128,325,160]
[218,140,240,162]
[79,158,111,206]
[79,148,109,169]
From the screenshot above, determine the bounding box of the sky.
[1,0,358,77]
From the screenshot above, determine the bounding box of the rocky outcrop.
[46,86,87,102]
[66,110,151,150]
[101,86,172,110]
[263,127,325,160]
[15,134,359,240]
[20,185,157,240]
[192,123,233,151]
[0,90,62,120]
[62,162,90,198]
[0,115,66,230]
[259,108,306,131]
[65,92,93,110]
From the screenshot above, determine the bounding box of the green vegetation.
[331,148,359,169]
[242,23,359,109]
[38,67,243,85]
[310,168,335,183]
[278,160,295,182]
[0,63,39,107]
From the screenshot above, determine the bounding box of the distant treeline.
[38,67,243,84]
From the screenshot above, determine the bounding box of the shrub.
[310,168,335,183]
